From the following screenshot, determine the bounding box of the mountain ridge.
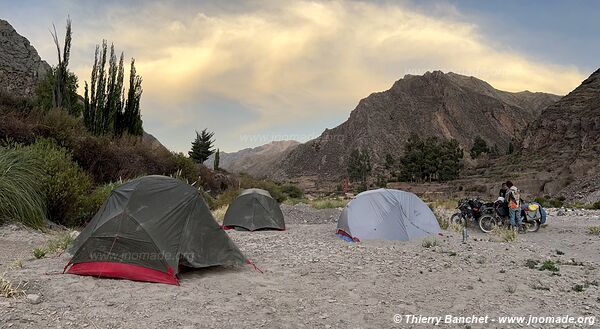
[272,71,561,180]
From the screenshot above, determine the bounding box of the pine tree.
[189,129,215,163]
[347,149,372,184]
[213,149,220,170]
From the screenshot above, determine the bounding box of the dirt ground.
[1,209,599,328]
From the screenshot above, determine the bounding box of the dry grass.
[8,259,22,270]
[0,272,27,298]
[448,222,463,233]
[422,237,438,248]
[427,199,457,210]
[212,205,229,223]
[492,226,517,242]
[310,198,348,209]
[587,226,600,235]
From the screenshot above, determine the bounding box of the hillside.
[522,68,600,202]
[274,71,560,180]
[206,140,300,177]
[0,19,50,98]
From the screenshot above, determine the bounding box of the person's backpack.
[508,188,520,209]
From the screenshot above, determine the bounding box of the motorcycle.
[450,198,494,230]
[477,197,545,233]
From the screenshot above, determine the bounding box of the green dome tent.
[223,188,285,231]
[64,175,246,285]
[336,188,440,241]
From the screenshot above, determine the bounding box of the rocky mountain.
[522,68,600,202]
[274,71,560,180]
[0,19,51,98]
[205,140,300,177]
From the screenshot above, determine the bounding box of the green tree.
[399,134,462,182]
[36,67,81,115]
[384,153,394,169]
[49,17,76,115]
[189,129,215,163]
[83,41,142,136]
[213,149,220,170]
[470,136,489,158]
[507,140,515,155]
[347,149,371,184]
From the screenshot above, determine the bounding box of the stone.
[26,294,41,304]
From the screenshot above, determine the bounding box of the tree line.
[37,18,144,137]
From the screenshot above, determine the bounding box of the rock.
[0,19,51,98]
[70,231,80,239]
[26,294,41,304]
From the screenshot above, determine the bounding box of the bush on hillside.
[24,139,93,226]
[281,184,304,199]
[0,146,46,228]
[76,181,124,226]
[212,188,242,210]
[170,152,201,183]
[239,174,286,202]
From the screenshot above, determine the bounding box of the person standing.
[499,183,508,199]
[505,181,521,231]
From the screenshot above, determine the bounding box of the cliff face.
[522,69,600,202]
[274,71,560,180]
[0,19,51,98]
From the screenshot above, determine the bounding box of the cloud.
[57,0,585,151]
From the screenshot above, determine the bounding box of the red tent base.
[66,262,179,285]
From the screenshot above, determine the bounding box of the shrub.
[422,238,438,248]
[212,205,228,222]
[239,174,286,202]
[492,226,517,242]
[169,152,200,183]
[588,226,600,235]
[32,248,46,259]
[76,181,123,226]
[591,201,600,210]
[539,260,559,272]
[213,188,241,210]
[0,146,46,228]
[46,233,74,253]
[0,272,27,298]
[281,184,304,199]
[311,198,348,209]
[525,259,540,269]
[533,196,564,208]
[25,139,93,226]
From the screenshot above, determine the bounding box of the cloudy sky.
[2,0,598,152]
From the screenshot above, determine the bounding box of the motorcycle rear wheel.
[478,215,497,233]
[523,219,540,233]
[450,213,465,226]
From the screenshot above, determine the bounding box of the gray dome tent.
[65,175,246,285]
[336,189,440,241]
[223,188,285,231]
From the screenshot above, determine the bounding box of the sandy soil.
[1,209,599,328]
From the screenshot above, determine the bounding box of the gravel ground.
[1,209,599,328]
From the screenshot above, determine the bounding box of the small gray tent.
[223,189,285,231]
[336,188,440,241]
[65,175,246,285]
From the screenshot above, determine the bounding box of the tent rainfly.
[64,175,246,285]
[223,188,285,231]
[336,188,440,241]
